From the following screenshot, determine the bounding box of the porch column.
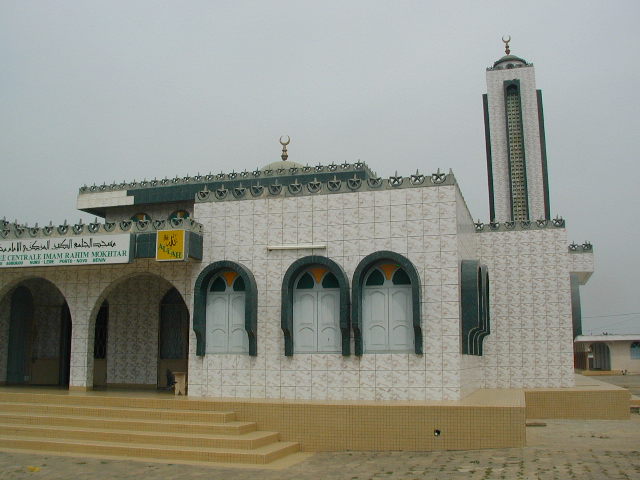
[68,301,94,391]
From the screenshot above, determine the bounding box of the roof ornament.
[502,35,511,55]
[279,135,290,161]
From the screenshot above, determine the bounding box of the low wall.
[205,390,526,452]
[525,376,630,420]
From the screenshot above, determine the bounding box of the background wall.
[609,342,640,374]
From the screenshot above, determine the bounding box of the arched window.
[631,342,640,359]
[205,271,249,354]
[293,268,341,353]
[461,260,491,356]
[362,263,413,353]
[193,261,258,356]
[281,256,350,356]
[504,80,529,221]
[352,251,422,355]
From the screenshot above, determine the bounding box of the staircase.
[0,390,300,466]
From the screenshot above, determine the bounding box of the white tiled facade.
[188,184,471,401]
[0,180,592,401]
[478,228,577,388]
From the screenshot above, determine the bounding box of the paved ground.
[591,374,640,398]
[1,375,639,480]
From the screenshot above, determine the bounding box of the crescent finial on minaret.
[279,135,290,161]
[502,35,511,55]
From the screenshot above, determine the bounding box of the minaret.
[483,36,551,222]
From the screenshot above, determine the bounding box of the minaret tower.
[483,36,551,222]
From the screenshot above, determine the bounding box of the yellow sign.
[156,230,186,261]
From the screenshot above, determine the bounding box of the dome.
[261,160,304,171]
[493,54,528,69]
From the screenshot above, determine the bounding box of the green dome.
[493,54,528,69]
[261,160,304,171]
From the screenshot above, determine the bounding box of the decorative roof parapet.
[474,216,565,232]
[77,160,378,194]
[568,242,594,253]
[0,216,203,240]
[195,168,456,202]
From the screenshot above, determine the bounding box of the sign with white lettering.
[0,235,132,268]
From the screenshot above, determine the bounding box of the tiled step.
[0,391,301,466]
[0,412,257,435]
[0,391,228,411]
[0,435,300,465]
[0,401,236,423]
[0,424,280,449]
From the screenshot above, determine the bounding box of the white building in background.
[0,40,594,401]
[574,335,640,373]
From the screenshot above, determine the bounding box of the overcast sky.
[1,1,639,334]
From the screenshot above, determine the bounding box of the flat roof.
[575,334,640,343]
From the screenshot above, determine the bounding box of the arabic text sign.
[156,230,186,261]
[0,234,132,268]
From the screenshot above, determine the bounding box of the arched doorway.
[5,279,71,386]
[92,301,109,388]
[91,274,188,389]
[158,288,189,388]
[6,287,33,384]
[589,343,611,371]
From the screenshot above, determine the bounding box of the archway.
[3,278,72,386]
[90,274,189,389]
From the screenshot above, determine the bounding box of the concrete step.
[0,423,280,450]
[0,412,257,435]
[0,435,300,465]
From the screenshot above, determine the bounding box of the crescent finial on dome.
[502,35,511,55]
[279,135,290,161]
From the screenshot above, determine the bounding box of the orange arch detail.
[308,267,329,284]
[222,271,238,287]
[379,263,398,281]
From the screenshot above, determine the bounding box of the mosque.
[0,39,595,405]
